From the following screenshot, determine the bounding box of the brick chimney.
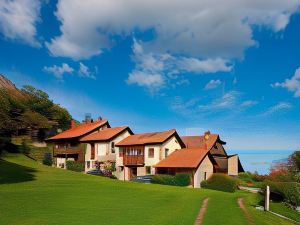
[71,120,76,129]
[204,131,210,141]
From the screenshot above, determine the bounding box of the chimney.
[71,120,76,129]
[204,131,210,141]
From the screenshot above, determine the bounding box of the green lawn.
[0,154,297,225]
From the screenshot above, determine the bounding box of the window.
[148,148,154,158]
[91,143,95,160]
[111,142,115,153]
[165,148,169,158]
[87,161,90,169]
[146,166,151,174]
[204,172,207,180]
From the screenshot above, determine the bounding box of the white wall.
[228,155,238,176]
[194,155,214,188]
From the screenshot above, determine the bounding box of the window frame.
[148,148,154,158]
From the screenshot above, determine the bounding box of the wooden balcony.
[53,148,82,156]
[123,155,144,166]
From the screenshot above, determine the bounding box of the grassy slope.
[0,154,296,225]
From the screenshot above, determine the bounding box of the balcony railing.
[53,147,82,155]
[123,155,144,166]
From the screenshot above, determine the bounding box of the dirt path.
[237,198,256,225]
[194,198,210,225]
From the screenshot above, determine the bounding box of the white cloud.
[204,79,222,90]
[127,39,232,91]
[241,100,258,107]
[271,67,300,97]
[79,62,96,79]
[127,71,164,89]
[43,63,74,79]
[47,0,300,60]
[262,102,292,116]
[0,0,41,47]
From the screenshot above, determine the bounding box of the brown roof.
[47,120,109,141]
[155,148,210,168]
[181,134,220,150]
[116,129,185,147]
[80,126,132,142]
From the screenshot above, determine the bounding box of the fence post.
[265,185,270,211]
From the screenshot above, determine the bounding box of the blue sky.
[1,0,300,150]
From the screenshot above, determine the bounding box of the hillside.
[0,154,295,225]
[0,74,72,140]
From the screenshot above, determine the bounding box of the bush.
[201,173,238,193]
[264,181,300,207]
[151,173,191,186]
[174,174,191,186]
[42,153,53,166]
[0,136,18,153]
[66,161,84,172]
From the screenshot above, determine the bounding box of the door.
[129,167,137,180]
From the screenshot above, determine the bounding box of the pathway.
[237,198,256,225]
[194,198,210,225]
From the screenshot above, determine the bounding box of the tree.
[288,151,300,182]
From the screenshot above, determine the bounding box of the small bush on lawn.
[20,139,31,154]
[264,181,300,208]
[42,153,53,166]
[66,161,84,172]
[201,173,238,193]
[151,174,191,186]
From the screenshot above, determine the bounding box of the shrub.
[174,174,191,186]
[201,173,238,193]
[42,153,53,166]
[66,161,84,172]
[151,173,191,186]
[0,136,18,153]
[264,181,300,207]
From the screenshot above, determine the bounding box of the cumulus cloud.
[271,67,300,97]
[43,63,74,79]
[47,0,300,60]
[204,79,222,90]
[79,62,96,79]
[0,0,41,47]
[127,39,232,91]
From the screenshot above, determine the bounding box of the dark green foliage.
[201,173,238,193]
[0,136,19,154]
[265,181,300,207]
[151,173,191,186]
[42,153,53,166]
[66,161,84,172]
[288,151,300,182]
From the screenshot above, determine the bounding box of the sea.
[226,150,295,175]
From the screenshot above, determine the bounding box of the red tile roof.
[155,148,210,168]
[47,120,109,141]
[181,134,220,150]
[116,129,183,146]
[80,126,132,142]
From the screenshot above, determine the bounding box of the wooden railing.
[123,155,144,165]
[53,148,82,155]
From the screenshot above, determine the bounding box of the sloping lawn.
[0,154,296,225]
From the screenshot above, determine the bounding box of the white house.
[115,129,186,180]
[80,126,133,172]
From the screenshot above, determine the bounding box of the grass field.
[0,154,297,225]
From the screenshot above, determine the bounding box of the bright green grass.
[270,202,300,222]
[0,154,296,225]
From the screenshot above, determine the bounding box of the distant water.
[227,150,295,175]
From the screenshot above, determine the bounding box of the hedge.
[66,161,85,172]
[201,173,238,193]
[264,181,300,207]
[151,174,191,186]
[42,153,53,166]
